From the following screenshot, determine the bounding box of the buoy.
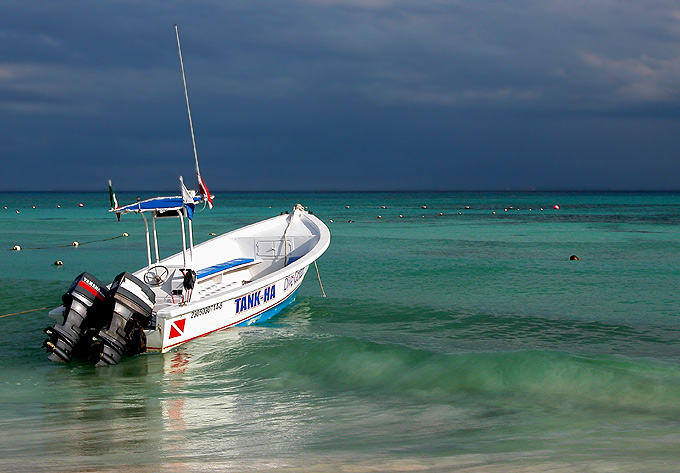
[12,245,21,251]
[78,203,84,207]
[553,205,560,210]
[569,255,579,261]
[72,241,79,247]
[122,232,129,237]
[54,260,63,266]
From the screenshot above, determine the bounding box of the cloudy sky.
[2,0,679,191]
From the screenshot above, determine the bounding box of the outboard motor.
[95,272,155,366]
[44,272,109,363]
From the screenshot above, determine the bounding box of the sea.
[1,191,680,472]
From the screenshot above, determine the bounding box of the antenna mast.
[175,25,201,180]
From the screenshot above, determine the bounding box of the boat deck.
[145,258,264,312]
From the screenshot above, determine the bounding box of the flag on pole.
[108,179,120,221]
[198,175,213,209]
[180,176,195,220]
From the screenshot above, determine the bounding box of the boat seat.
[196,258,261,280]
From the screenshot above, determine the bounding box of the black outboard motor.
[44,272,110,363]
[95,271,155,367]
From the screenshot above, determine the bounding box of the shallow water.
[1,192,680,472]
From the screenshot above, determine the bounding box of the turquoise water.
[1,192,680,472]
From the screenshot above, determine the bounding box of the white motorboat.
[43,26,330,366]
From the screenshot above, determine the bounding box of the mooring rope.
[314,260,327,298]
[7,233,129,251]
[0,306,49,319]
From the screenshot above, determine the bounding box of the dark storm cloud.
[1,0,679,191]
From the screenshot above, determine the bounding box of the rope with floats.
[0,306,49,319]
[7,233,129,251]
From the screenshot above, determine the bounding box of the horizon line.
[2,189,680,194]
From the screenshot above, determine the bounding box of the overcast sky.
[2,0,679,191]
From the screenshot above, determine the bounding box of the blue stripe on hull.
[235,288,299,327]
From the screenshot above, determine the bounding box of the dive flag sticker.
[169,318,186,339]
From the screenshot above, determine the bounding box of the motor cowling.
[44,272,109,363]
[95,272,155,366]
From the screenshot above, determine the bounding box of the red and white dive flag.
[198,174,213,209]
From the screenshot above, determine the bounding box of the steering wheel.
[143,265,169,286]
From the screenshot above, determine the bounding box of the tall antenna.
[175,25,213,208]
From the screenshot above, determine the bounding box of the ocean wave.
[194,318,680,413]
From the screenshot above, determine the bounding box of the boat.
[42,27,330,366]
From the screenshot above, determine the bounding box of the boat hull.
[147,266,307,353]
[140,207,329,353]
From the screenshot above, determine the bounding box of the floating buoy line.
[8,233,129,251]
[325,202,563,222]
[0,306,49,319]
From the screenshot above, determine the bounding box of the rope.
[0,306,48,319]
[314,260,327,298]
[7,233,128,251]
